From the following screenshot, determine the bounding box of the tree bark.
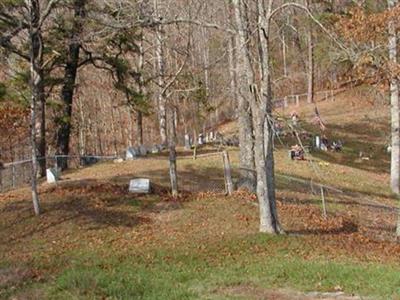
[154,0,167,146]
[232,0,256,193]
[252,0,281,233]
[56,0,86,170]
[388,0,400,196]
[168,104,178,197]
[26,0,42,216]
[306,0,314,104]
[387,0,400,237]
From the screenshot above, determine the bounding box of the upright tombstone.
[205,133,209,143]
[210,131,214,141]
[139,145,147,156]
[184,134,192,150]
[129,178,150,193]
[46,168,59,184]
[151,145,161,154]
[314,135,321,150]
[198,133,204,145]
[126,147,139,160]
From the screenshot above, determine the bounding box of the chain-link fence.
[0,155,118,193]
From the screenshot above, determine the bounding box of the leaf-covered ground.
[1,90,400,299]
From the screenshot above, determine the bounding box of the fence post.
[330,89,335,101]
[325,91,329,101]
[222,150,234,195]
[193,146,197,160]
[12,164,16,188]
[283,96,288,108]
[295,95,300,106]
[320,186,327,219]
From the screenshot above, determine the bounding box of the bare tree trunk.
[137,111,144,145]
[228,36,239,118]
[252,0,281,234]
[388,0,400,236]
[26,0,42,216]
[306,0,314,104]
[38,88,46,177]
[282,27,288,77]
[154,0,167,146]
[168,104,178,197]
[77,93,86,156]
[128,109,134,147]
[232,0,256,193]
[137,31,146,146]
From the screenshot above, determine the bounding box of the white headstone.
[46,168,58,184]
[198,134,204,145]
[315,136,321,149]
[129,178,150,193]
[126,147,139,160]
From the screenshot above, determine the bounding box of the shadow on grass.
[288,219,358,236]
[0,179,164,244]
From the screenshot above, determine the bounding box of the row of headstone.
[188,131,217,147]
[126,144,166,160]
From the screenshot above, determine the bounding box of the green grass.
[17,234,399,300]
[2,234,397,299]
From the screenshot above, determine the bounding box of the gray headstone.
[46,168,59,184]
[139,145,147,156]
[129,178,150,193]
[184,134,191,150]
[126,147,139,160]
[151,145,161,154]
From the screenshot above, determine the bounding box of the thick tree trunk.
[27,0,42,216]
[253,0,281,233]
[232,0,256,193]
[388,0,400,237]
[56,0,85,170]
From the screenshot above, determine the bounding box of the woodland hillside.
[1,1,400,299]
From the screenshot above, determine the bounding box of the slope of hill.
[1,89,399,299]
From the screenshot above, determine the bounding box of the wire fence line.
[0,151,235,194]
[273,88,347,108]
[0,155,119,193]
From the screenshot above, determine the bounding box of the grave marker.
[126,147,139,160]
[129,178,150,193]
[46,168,59,184]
